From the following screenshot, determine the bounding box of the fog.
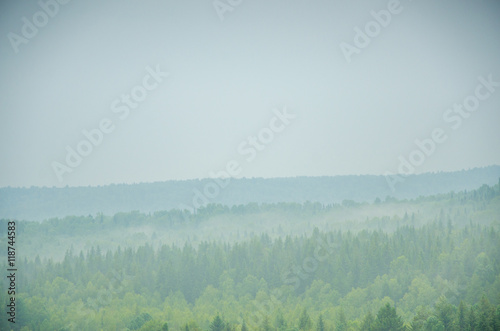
[1,0,500,188]
[1,2,500,330]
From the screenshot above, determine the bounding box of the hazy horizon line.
[2,164,499,190]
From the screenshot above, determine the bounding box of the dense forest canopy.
[1,179,499,330]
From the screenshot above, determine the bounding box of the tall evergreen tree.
[478,295,494,331]
[241,320,248,331]
[434,296,456,331]
[468,306,477,331]
[336,308,347,331]
[210,314,225,331]
[261,315,273,331]
[275,310,287,331]
[458,301,466,331]
[316,314,325,331]
[372,303,404,331]
[361,312,375,331]
[299,308,312,331]
[425,316,444,331]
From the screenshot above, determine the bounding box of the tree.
[139,320,168,331]
[478,295,494,331]
[434,296,456,331]
[128,313,152,330]
[275,311,287,331]
[210,314,225,331]
[494,305,500,331]
[458,301,466,331]
[361,312,375,331]
[468,306,477,331]
[241,320,248,331]
[316,314,325,331]
[372,303,404,331]
[336,308,347,331]
[261,315,273,331]
[299,308,312,331]
[425,316,444,331]
[411,306,432,331]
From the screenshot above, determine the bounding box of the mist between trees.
[1,180,499,330]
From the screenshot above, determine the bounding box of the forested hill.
[1,166,499,221]
[1,180,499,330]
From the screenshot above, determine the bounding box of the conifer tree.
[316,314,325,331]
[372,303,404,331]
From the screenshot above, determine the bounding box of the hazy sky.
[1,0,499,188]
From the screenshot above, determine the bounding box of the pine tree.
[275,310,287,331]
[434,296,456,330]
[299,308,312,331]
[210,314,225,331]
[478,295,494,331]
[425,315,444,331]
[468,306,477,331]
[316,314,325,331]
[336,308,347,331]
[372,303,404,331]
[261,315,272,331]
[241,320,248,331]
[494,305,500,331]
[361,312,375,331]
[458,301,466,331]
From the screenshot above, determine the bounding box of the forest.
[0,179,499,330]
[2,0,500,329]
[1,165,499,221]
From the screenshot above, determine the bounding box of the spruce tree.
[372,303,404,331]
[210,314,225,331]
[458,301,466,331]
[316,314,325,331]
[299,308,312,331]
[361,312,375,331]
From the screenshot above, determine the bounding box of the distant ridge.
[1,166,499,221]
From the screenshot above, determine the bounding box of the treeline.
[4,178,499,237]
[1,166,499,221]
[2,220,499,330]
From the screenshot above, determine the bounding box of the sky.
[1,0,499,188]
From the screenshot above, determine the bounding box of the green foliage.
[316,314,325,331]
[261,315,273,331]
[210,314,225,331]
[3,167,499,221]
[128,313,153,330]
[458,301,466,331]
[372,303,404,331]
[3,181,500,330]
[424,316,444,331]
[361,312,375,331]
[299,309,312,331]
[335,308,347,331]
[433,296,456,331]
[241,320,248,331]
[275,311,287,331]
